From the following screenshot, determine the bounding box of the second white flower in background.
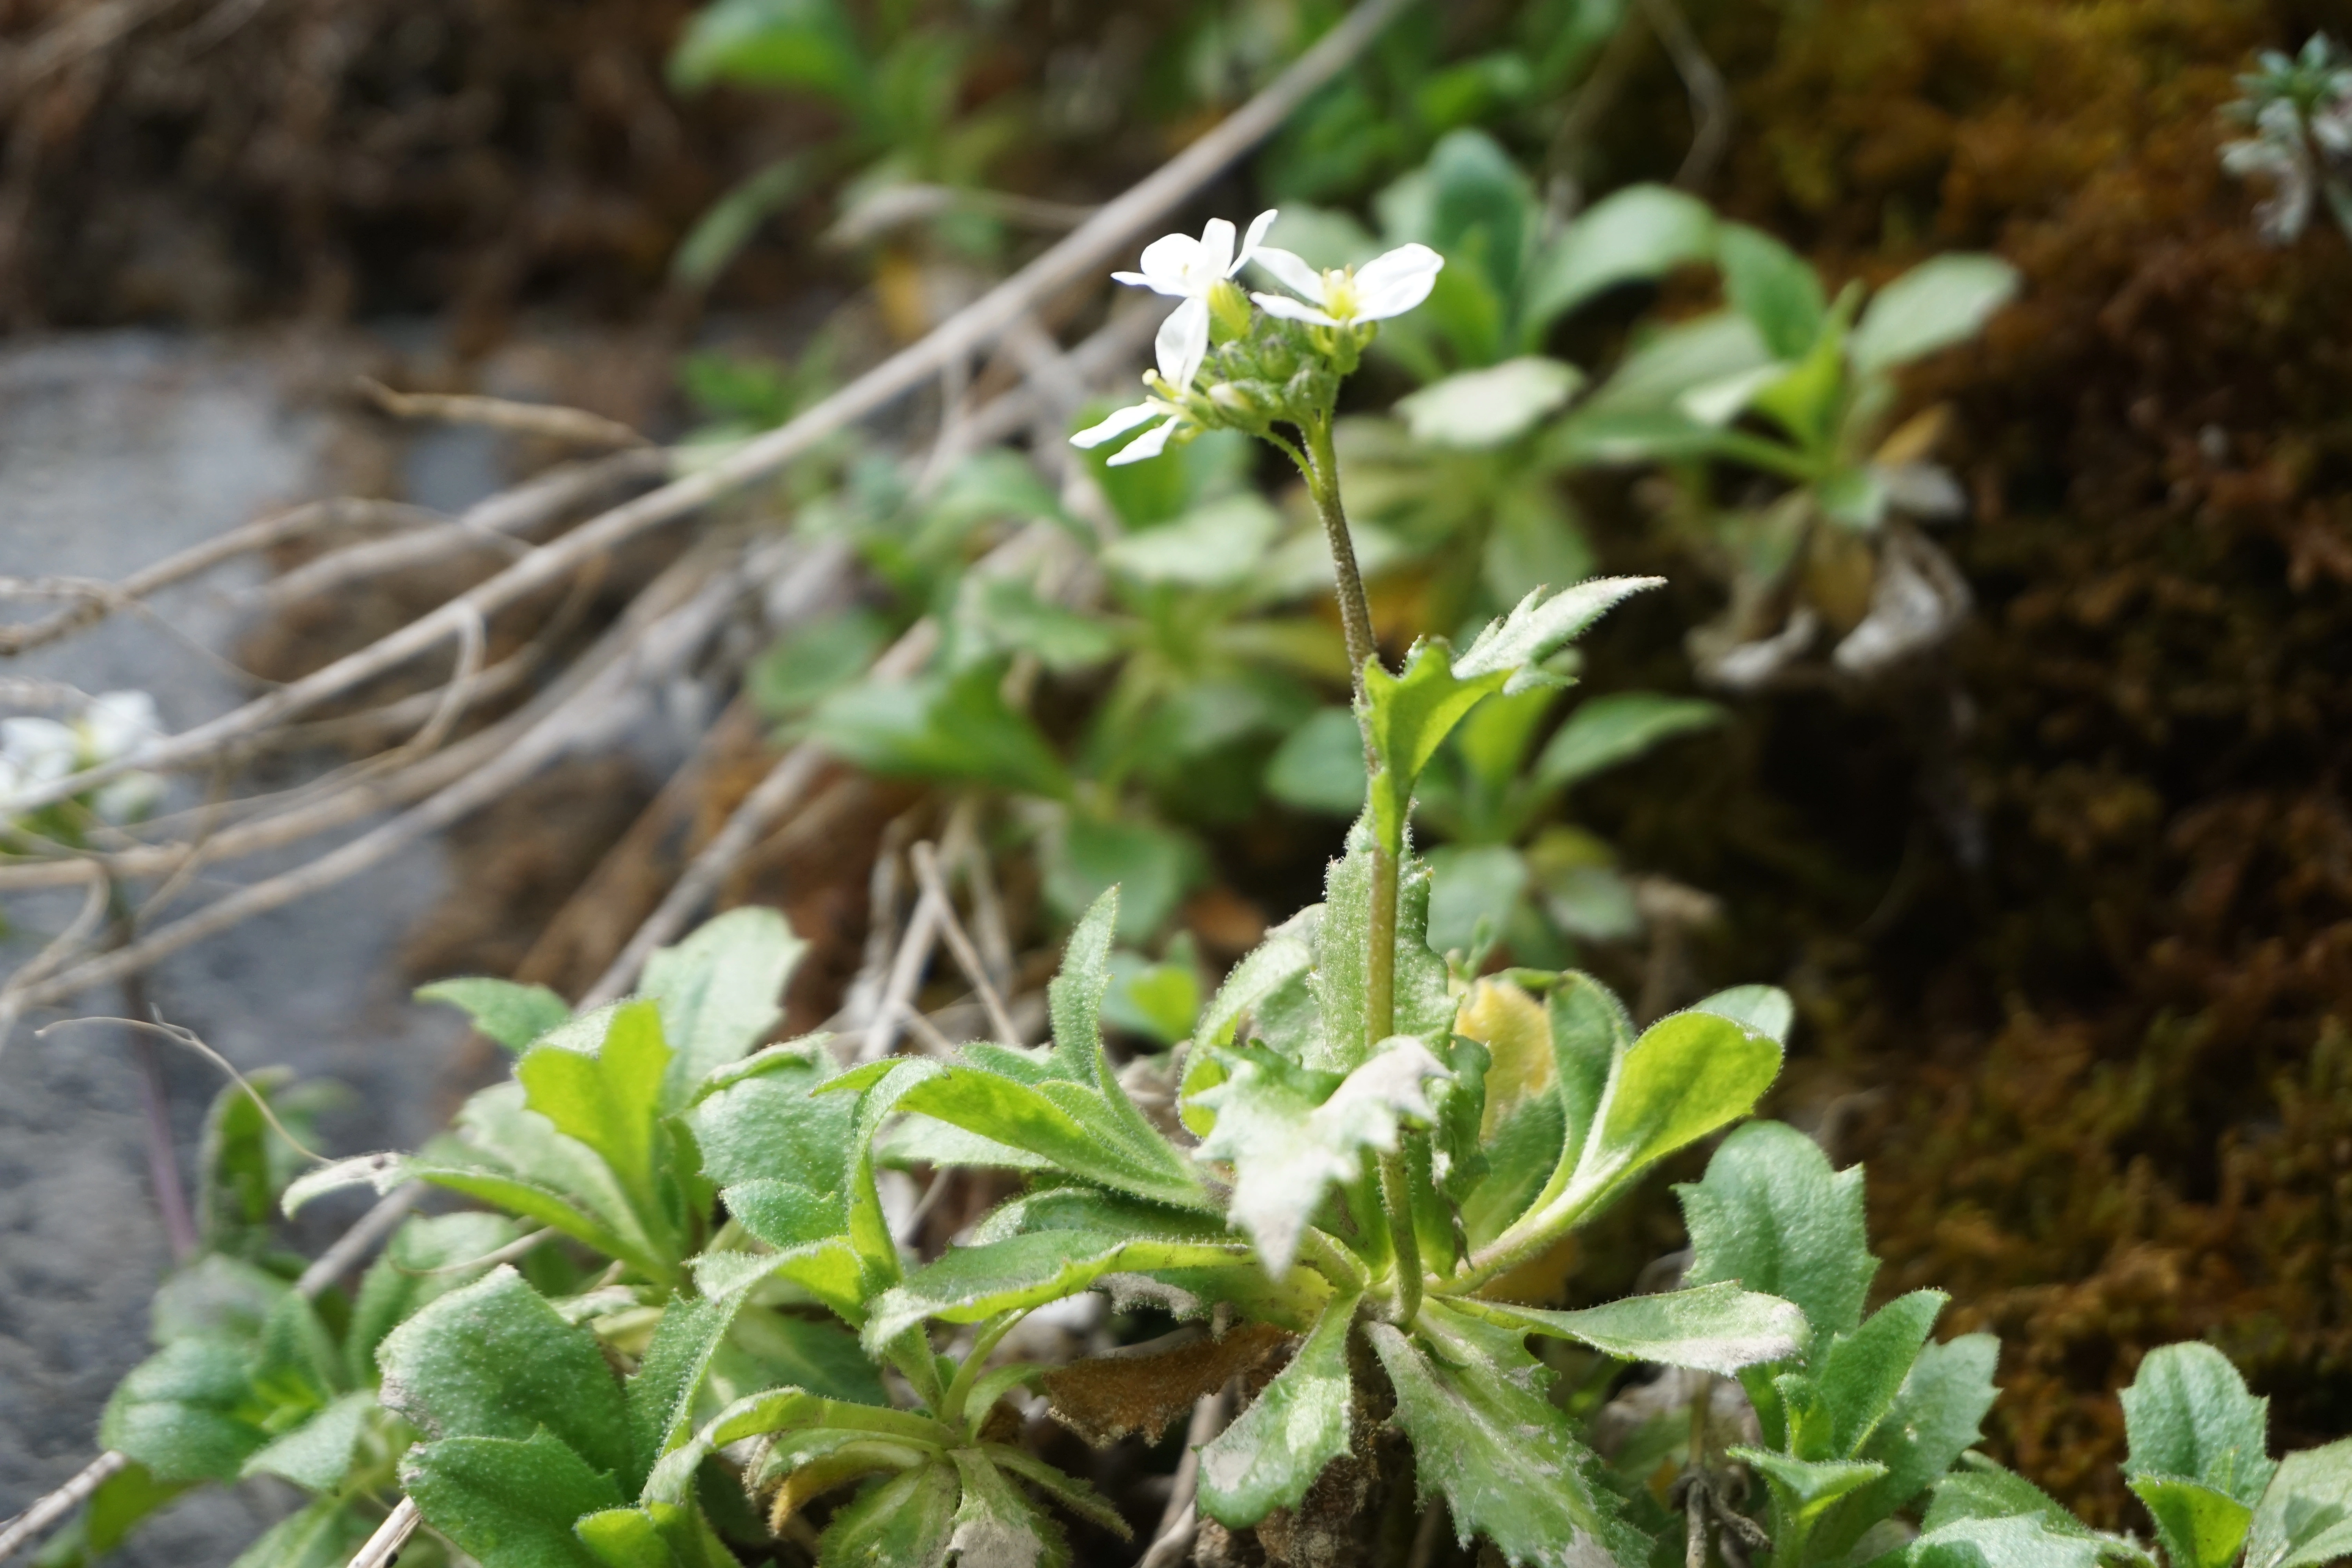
[1250,241,1445,328]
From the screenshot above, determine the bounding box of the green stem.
[1304,417,1378,693]
[1298,415,1427,1325]
[1378,1151,1422,1324]
[939,1310,1022,1426]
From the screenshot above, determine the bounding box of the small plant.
[2222,36,2352,246]
[0,690,165,844]
[1556,221,2016,687]
[64,206,2352,1568]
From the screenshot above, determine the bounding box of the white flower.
[1070,395,1193,467]
[79,690,160,765]
[1112,210,1278,392]
[1249,242,1445,328]
[0,717,79,786]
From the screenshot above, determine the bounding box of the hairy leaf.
[2245,1440,2352,1568]
[1370,1306,1648,1568]
[1677,1120,1875,1343]
[416,977,572,1054]
[2131,1476,2255,1568]
[1553,1006,1781,1222]
[347,1213,523,1385]
[517,1000,670,1215]
[639,906,805,1106]
[377,1266,632,1482]
[2123,1343,2276,1505]
[1818,1290,1948,1457]
[820,1462,960,1568]
[1360,641,1510,855]
[860,1229,1250,1351]
[1462,1282,1805,1374]
[1194,1038,1449,1278]
[1451,579,1664,685]
[1198,1292,1360,1527]
[402,1429,622,1568]
[1813,1333,2001,1558]
[99,1337,268,1483]
[240,1391,376,1493]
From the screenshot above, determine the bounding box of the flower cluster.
[1,690,166,829]
[1073,211,1444,466]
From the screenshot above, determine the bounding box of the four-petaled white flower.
[1073,211,1279,466]
[1115,210,1279,394]
[1249,242,1445,328]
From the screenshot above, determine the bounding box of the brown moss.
[1577,0,2352,1525]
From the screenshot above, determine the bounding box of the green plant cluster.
[71,197,2352,1568]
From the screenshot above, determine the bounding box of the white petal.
[1071,400,1164,448]
[1198,218,1236,284]
[1135,232,1206,293]
[1112,269,1182,296]
[1354,267,1442,321]
[1355,242,1439,301]
[1106,416,1180,466]
[1250,247,1326,304]
[1250,291,1341,328]
[1156,297,1210,389]
[1232,210,1279,274]
[82,690,160,761]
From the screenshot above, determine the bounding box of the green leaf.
[1198,911,1316,1050]
[1581,312,1776,417]
[1266,708,1371,817]
[749,605,889,719]
[417,977,573,1053]
[404,1430,624,1568]
[1103,947,1201,1046]
[1194,1038,1449,1278]
[985,1445,1132,1541]
[1042,815,1201,941]
[1910,1514,2123,1568]
[1522,184,1719,334]
[1535,693,1726,793]
[1451,577,1665,686]
[377,1266,633,1482]
[1424,844,1530,959]
[1817,1333,2001,1554]
[1361,644,1510,855]
[226,1496,374,1568]
[641,1387,951,1507]
[1848,254,2019,378]
[2245,1439,2352,1568]
[1049,887,1117,1084]
[1814,1291,1949,1457]
[241,1391,377,1492]
[808,663,1071,799]
[1678,1120,1876,1342]
[2123,1343,2276,1505]
[1717,224,1827,360]
[1552,1006,1783,1223]
[1690,985,1795,1045]
[1198,1290,1361,1527]
[889,1058,1208,1212]
[668,0,867,99]
[1462,1282,1807,1374]
[628,1294,746,1485]
[860,1229,1249,1351]
[1370,1305,1649,1568]
[2131,1476,2255,1568]
[821,1462,960,1568]
[962,577,1124,672]
[1543,971,1632,1194]
[1396,358,1584,450]
[688,1042,850,1189]
[518,1000,670,1210]
[99,1337,268,1482]
[944,1448,1067,1568]
[639,906,805,1106]
[1924,1457,2097,1536]
[151,1251,287,1343]
[1733,1448,1888,1524]
[1102,494,1282,587]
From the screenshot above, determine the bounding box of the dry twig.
[358,376,652,449]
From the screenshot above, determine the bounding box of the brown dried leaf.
[1042,1321,1290,1448]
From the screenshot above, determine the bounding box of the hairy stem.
[1299,416,1425,1324]
[1304,417,1378,691]
[1378,1151,1422,1324]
